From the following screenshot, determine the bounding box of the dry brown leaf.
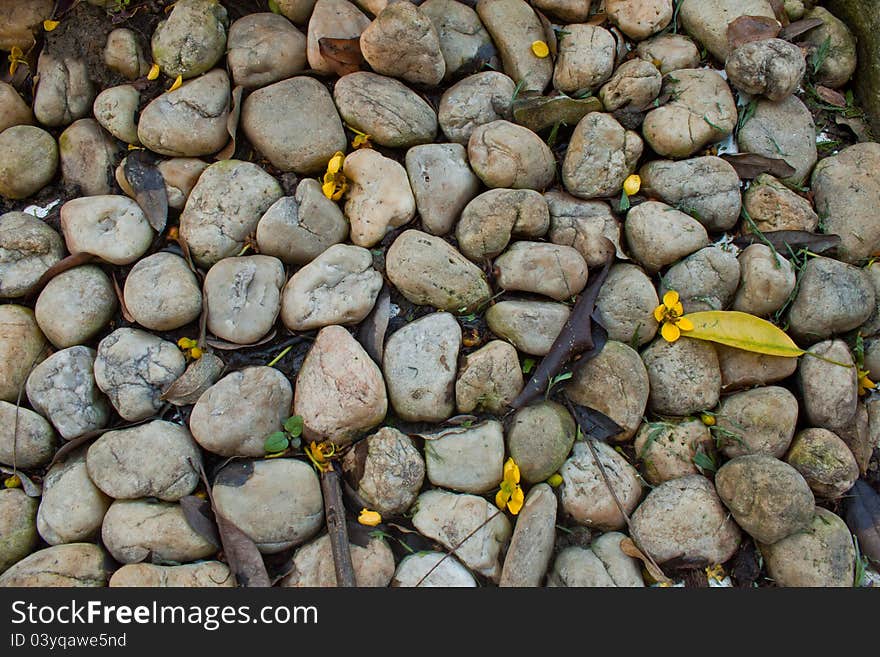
[721,152,796,179]
[0,466,41,497]
[619,536,671,584]
[318,37,364,77]
[161,353,225,405]
[727,15,780,50]
[123,151,168,233]
[768,0,789,26]
[779,16,824,41]
[835,114,874,142]
[816,85,846,107]
[216,85,243,160]
[111,273,135,323]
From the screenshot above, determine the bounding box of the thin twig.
[321,463,356,587]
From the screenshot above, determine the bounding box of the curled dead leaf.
[161,352,225,405]
[216,85,243,161]
[815,85,846,107]
[0,466,40,497]
[727,15,780,50]
[318,37,364,77]
[123,150,168,233]
[778,17,824,41]
[720,152,796,179]
[619,536,671,584]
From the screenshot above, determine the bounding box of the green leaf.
[618,191,630,212]
[522,357,536,374]
[693,451,716,473]
[682,311,806,357]
[264,431,289,454]
[268,0,282,14]
[283,415,304,437]
[811,36,831,75]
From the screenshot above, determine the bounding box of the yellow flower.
[705,564,726,583]
[189,346,203,359]
[4,474,21,489]
[546,473,563,488]
[147,63,160,80]
[177,337,197,350]
[43,19,60,32]
[177,337,202,360]
[348,125,372,149]
[168,75,183,92]
[322,151,348,201]
[531,40,550,58]
[653,290,694,343]
[305,441,336,473]
[496,458,525,515]
[858,369,875,396]
[358,508,382,526]
[700,412,716,427]
[7,47,25,76]
[623,174,641,196]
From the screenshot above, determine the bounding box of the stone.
[0,543,109,587]
[499,484,557,587]
[227,12,307,88]
[180,160,282,267]
[485,300,569,355]
[552,24,616,93]
[93,85,140,145]
[386,230,491,312]
[590,532,645,587]
[468,120,555,190]
[405,143,480,235]
[384,312,461,422]
[594,263,659,346]
[256,180,349,265]
[635,34,700,74]
[0,489,38,574]
[562,112,643,199]
[798,340,858,433]
[801,7,857,89]
[306,0,371,75]
[360,2,445,86]
[59,118,119,197]
[660,246,741,313]
[606,0,673,40]
[110,562,233,587]
[94,329,186,422]
[61,196,152,265]
[151,0,228,79]
[0,402,55,469]
[455,340,523,414]
[0,305,47,403]
[733,245,797,317]
[117,157,208,210]
[190,367,292,457]
[0,212,63,298]
[639,156,742,232]
[281,533,395,587]
[547,547,618,587]
[738,95,817,186]
[599,58,663,111]
[634,418,714,485]
[343,149,416,247]
[37,451,110,545]
[530,0,589,23]
[341,427,424,516]
[565,341,649,442]
[812,142,880,263]
[837,402,872,475]
[213,459,322,553]
[104,28,150,80]
[425,420,504,494]
[243,76,346,173]
[546,192,623,267]
[101,500,216,564]
[476,0,553,91]
[859,262,880,337]
[787,257,875,343]
[560,440,642,531]
[631,474,741,564]
[725,38,805,101]
[87,421,201,501]
[0,0,53,52]
[679,0,777,61]
[34,266,116,349]
[123,253,202,332]
[494,241,588,301]
[438,71,516,145]
[507,401,576,483]
[421,0,497,79]
[716,386,799,458]
[392,552,476,587]
[716,345,798,391]
[281,245,381,331]
[275,0,317,23]
[412,489,511,580]
[715,454,815,544]
[0,126,58,200]
[0,81,32,134]
[33,53,94,128]
[204,255,284,344]
[457,189,550,261]
[743,174,819,233]
[642,69,737,159]
[137,69,230,157]
[624,201,709,273]
[785,428,859,500]
[642,337,721,416]
[26,347,107,441]
[294,326,387,445]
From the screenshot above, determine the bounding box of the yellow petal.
[495,488,510,510]
[322,181,337,199]
[672,302,684,317]
[531,40,550,58]
[189,346,203,359]
[661,321,681,343]
[147,63,160,80]
[168,75,183,92]
[662,290,679,309]
[507,486,525,515]
[677,316,694,332]
[177,337,196,349]
[327,151,345,174]
[653,304,666,323]
[503,457,520,484]
[358,508,382,527]
[623,174,641,196]
[43,19,60,32]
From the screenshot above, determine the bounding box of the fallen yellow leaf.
[682,311,805,358]
[43,19,60,32]
[147,63,160,80]
[168,75,183,92]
